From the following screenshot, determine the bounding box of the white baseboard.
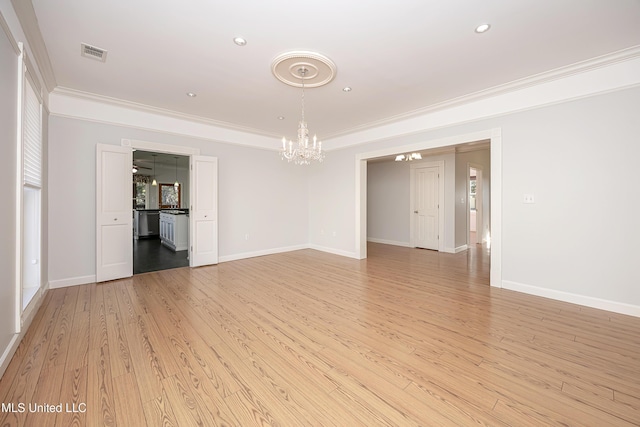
[219,244,308,263]
[307,244,358,259]
[367,238,412,248]
[49,275,96,289]
[444,245,467,254]
[0,287,48,379]
[502,280,640,318]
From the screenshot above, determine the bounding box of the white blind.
[23,77,42,187]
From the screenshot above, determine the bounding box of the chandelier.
[272,51,336,166]
[280,67,325,165]
[395,152,422,162]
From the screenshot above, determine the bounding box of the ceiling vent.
[81,43,107,62]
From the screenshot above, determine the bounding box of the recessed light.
[475,23,491,33]
[343,87,352,92]
[233,37,247,46]
[186,92,197,97]
[278,116,285,120]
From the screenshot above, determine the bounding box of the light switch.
[523,194,535,204]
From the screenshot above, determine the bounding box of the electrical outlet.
[245,234,249,241]
[523,194,535,204]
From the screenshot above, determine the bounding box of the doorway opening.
[357,129,501,287]
[133,150,190,274]
[468,164,484,246]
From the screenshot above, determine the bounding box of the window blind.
[23,77,42,188]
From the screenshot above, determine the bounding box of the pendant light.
[174,157,179,190]
[151,154,157,186]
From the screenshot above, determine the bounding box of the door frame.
[409,161,444,251]
[355,128,502,288]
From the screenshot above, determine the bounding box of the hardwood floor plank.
[22,366,64,427]
[55,366,88,427]
[87,344,117,427]
[111,373,148,427]
[2,243,639,426]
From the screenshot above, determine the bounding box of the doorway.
[96,139,218,282]
[356,129,502,287]
[468,164,483,246]
[133,150,190,274]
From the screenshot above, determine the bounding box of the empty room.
[1,1,639,425]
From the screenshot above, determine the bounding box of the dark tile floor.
[133,237,189,274]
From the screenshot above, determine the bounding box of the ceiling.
[28,0,640,140]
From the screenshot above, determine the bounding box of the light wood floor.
[1,243,639,426]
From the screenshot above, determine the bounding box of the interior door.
[96,143,133,282]
[414,166,439,250]
[190,155,218,267]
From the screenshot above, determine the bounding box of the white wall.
[48,116,308,286]
[367,161,410,245]
[309,86,640,313]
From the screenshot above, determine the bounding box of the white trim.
[14,42,24,333]
[122,138,200,156]
[0,334,20,379]
[454,245,468,253]
[367,238,412,248]
[49,275,96,289]
[326,53,640,150]
[55,86,279,138]
[9,0,56,91]
[502,281,640,318]
[409,160,445,252]
[308,244,358,259]
[0,287,47,378]
[0,10,20,54]
[218,244,308,263]
[325,47,640,140]
[489,129,502,288]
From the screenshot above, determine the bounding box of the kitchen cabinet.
[160,211,188,251]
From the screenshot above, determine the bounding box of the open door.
[190,155,218,266]
[96,143,133,282]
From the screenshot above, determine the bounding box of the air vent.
[81,43,107,62]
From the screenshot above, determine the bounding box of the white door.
[96,144,133,282]
[190,156,218,267]
[413,166,439,250]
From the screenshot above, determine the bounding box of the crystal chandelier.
[280,67,325,165]
[395,152,422,162]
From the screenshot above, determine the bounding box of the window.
[21,63,42,310]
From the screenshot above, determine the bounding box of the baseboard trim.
[446,245,469,254]
[0,287,48,379]
[218,244,308,263]
[308,244,358,259]
[0,333,20,379]
[502,280,640,318]
[49,275,96,289]
[367,238,412,248]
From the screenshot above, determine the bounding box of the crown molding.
[51,86,282,139]
[10,0,56,92]
[324,45,640,140]
[0,10,20,54]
